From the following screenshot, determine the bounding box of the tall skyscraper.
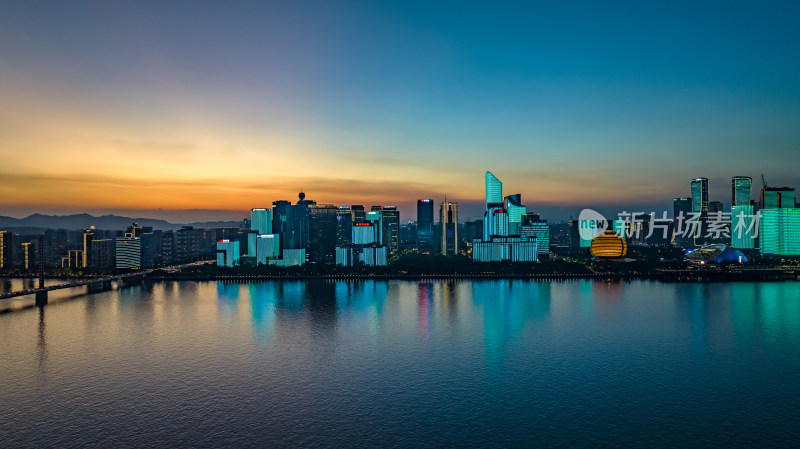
[474,172,537,262]
[380,206,400,252]
[505,194,527,236]
[484,172,509,240]
[250,208,273,235]
[288,191,316,250]
[82,229,94,268]
[21,241,33,270]
[308,204,338,263]
[161,232,175,265]
[366,210,383,244]
[732,176,752,207]
[176,226,199,263]
[271,200,292,237]
[761,187,795,209]
[417,199,435,253]
[521,213,550,255]
[115,236,141,269]
[486,171,502,205]
[255,234,280,264]
[336,206,353,245]
[440,201,458,256]
[0,230,12,270]
[351,205,366,223]
[91,239,115,269]
[691,177,709,216]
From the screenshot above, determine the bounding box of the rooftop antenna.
[761,174,768,189]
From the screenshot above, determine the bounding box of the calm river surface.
[1,279,799,448]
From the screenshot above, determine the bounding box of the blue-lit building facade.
[691,177,709,217]
[474,172,538,262]
[216,239,240,267]
[759,209,800,255]
[730,176,754,249]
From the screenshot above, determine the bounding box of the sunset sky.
[1,1,799,222]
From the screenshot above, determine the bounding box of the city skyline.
[1,170,796,224]
[2,1,799,221]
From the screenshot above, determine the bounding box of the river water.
[1,279,799,447]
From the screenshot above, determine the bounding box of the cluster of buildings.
[217,192,403,268]
[0,224,249,272]
[471,172,549,262]
[3,171,798,273]
[672,176,799,255]
[215,173,553,268]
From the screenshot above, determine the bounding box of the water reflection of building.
[471,281,551,369]
[418,282,434,337]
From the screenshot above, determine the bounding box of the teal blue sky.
[1,1,798,221]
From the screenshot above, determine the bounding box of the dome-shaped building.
[590,230,627,258]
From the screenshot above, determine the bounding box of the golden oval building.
[590,230,627,258]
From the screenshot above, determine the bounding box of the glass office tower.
[486,171,502,205]
[505,194,527,236]
[250,208,272,235]
[732,176,752,207]
[416,199,435,253]
[691,177,709,215]
[440,201,458,256]
[761,187,796,210]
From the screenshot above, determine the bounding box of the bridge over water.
[1,262,208,306]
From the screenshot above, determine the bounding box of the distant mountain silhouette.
[0,213,243,231]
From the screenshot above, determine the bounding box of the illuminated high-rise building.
[485,171,502,205]
[417,199,435,253]
[759,208,800,255]
[380,206,400,252]
[761,187,795,209]
[505,194,527,236]
[485,206,509,239]
[731,205,755,249]
[365,210,383,244]
[255,234,280,264]
[216,239,240,267]
[474,172,536,262]
[440,201,458,256]
[116,236,141,269]
[21,242,33,270]
[483,171,508,240]
[732,176,752,207]
[336,207,353,245]
[82,229,94,268]
[521,213,550,255]
[352,222,377,245]
[0,230,12,270]
[691,177,709,216]
[250,208,272,235]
